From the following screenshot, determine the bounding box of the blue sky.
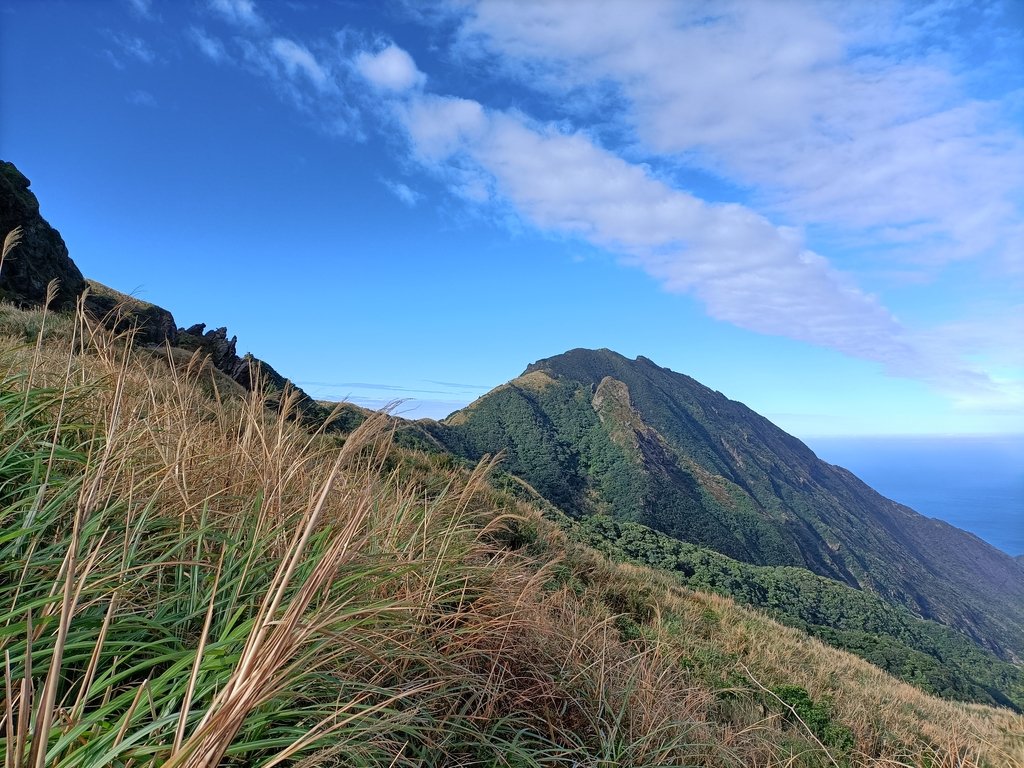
[2,0,1023,436]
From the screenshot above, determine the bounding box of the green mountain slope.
[564,513,1024,711]
[426,348,1024,667]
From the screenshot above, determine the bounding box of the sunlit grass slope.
[0,301,1021,767]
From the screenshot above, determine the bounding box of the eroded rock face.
[0,161,87,309]
[178,324,238,372]
[83,281,179,346]
[175,323,328,424]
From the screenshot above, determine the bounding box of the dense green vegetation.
[430,372,801,566]
[428,348,1024,671]
[769,685,855,754]
[565,514,1024,712]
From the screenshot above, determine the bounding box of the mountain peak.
[428,348,1024,664]
[522,347,690,388]
[524,347,628,377]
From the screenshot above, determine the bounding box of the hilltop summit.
[430,347,1024,663]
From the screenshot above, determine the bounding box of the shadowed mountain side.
[425,348,1024,662]
[0,161,86,308]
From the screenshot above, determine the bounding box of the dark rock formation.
[0,161,86,309]
[84,281,179,346]
[175,323,328,424]
[0,159,329,428]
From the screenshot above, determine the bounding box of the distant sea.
[804,435,1024,558]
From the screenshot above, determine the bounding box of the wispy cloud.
[380,178,422,206]
[189,1,360,136]
[455,1,1024,269]
[297,380,474,397]
[190,27,227,63]
[126,0,155,20]
[339,397,466,420]
[907,305,1024,411]
[297,379,480,419]
[423,379,491,391]
[298,381,418,392]
[270,37,328,90]
[401,94,909,364]
[208,0,262,29]
[105,32,157,68]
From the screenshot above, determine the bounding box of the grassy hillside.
[344,400,1024,714]
[427,349,1024,667]
[564,513,1024,712]
[1,304,1023,765]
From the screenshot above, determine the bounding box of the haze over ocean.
[807,435,1024,557]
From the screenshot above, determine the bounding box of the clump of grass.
[0,225,22,277]
[0,302,75,343]
[0,310,1021,767]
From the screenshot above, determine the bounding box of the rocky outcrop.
[1,160,329,428]
[0,161,86,309]
[84,281,179,346]
[175,323,328,424]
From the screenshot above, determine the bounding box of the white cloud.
[107,32,156,65]
[455,0,1024,268]
[907,305,1024,411]
[190,27,227,63]
[355,44,426,92]
[189,5,360,138]
[270,37,329,89]
[104,51,126,70]
[400,95,915,366]
[209,0,262,28]
[403,95,487,162]
[381,178,423,206]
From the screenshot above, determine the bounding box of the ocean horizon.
[805,435,1024,558]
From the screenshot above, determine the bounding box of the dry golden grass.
[531,545,1024,767]
[0,300,1020,767]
